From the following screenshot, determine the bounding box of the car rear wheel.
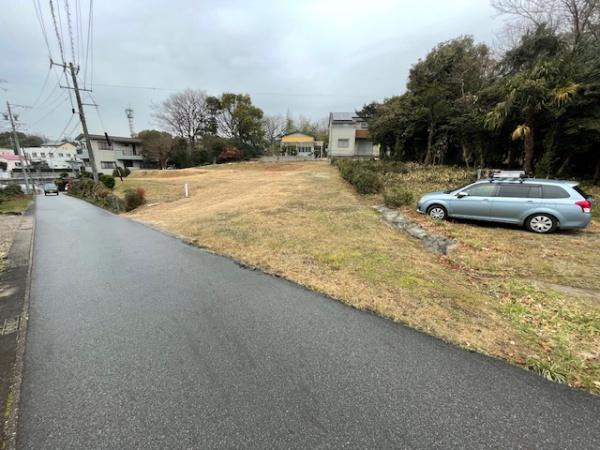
[427,205,447,220]
[526,214,557,234]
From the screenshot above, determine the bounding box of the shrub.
[93,184,111,199]
[383,186,415,207]
[113,167,131,178]
[334,159,383,194]
[99,174,116,189]
[352,169,383,194]
[124,187,146,211]
[217,146,243,163]
[79,171,93,179]
[69,178,97,197]
[1,184,24,198]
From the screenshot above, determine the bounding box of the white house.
[328,112,379,159]
[76,134,144,175]
[21,142,81,171]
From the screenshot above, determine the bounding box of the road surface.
[18,195,600,449]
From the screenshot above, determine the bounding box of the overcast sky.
[1,0,501,141]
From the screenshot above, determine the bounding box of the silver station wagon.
[416,178,593,233]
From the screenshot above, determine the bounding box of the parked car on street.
[43,183,59,196]
[417,178,593,233]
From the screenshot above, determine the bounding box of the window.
[98,141,112,150]
[465,183,497,197]
[49,153,54,158]
[496,184,540,198]
[360,122,368,129]
[32,152,37,157]
[542,185,570,199]
[101,161,116,169]
[41,152,46,157]
[337,139,349,148]
[59,153,64,157]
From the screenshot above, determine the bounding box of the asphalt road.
[18,194,600,449]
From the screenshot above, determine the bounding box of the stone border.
[374,205,457,255]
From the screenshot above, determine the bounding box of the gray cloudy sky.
[1,0,501,140]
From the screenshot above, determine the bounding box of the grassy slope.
[121,162,600,393]
[0,196,32,214]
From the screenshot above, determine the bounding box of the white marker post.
[184,183,189,198]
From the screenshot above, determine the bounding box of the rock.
[375,205,456,255]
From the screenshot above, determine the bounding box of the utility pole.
[51,60,99,183]
[5,102,32,194]
[68,63,99,183]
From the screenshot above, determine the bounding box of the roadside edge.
[3,202,35,450]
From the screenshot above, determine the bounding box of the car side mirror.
[456,191,469,198]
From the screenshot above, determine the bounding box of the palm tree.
[485,64,578,174]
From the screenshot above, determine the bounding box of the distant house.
[22,143,81,172]
[328,112,379,159]
[0,153,24,180]
[280,132,316,157]
[76,134,144,175]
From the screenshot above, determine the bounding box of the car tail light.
[575,199,592,213]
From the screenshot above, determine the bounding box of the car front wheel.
[427,205,447,220]
[526,214,557,234]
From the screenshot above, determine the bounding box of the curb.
[3,202,35,450]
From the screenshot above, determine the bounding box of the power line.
[30,96,69,127]
[55,111,76,141]
[64,0,77,65]
[32,0,53,60]
[85,90,106,131]
[91,82,373,99]
[30,66,53,108]
[76,0,82,66]
[84,0,93,88]
[48,0,66,64]
[66,114,81,138]
[34,74,63,110]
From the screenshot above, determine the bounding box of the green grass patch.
[0,196,32,214]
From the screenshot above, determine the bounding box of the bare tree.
[138,129,174,170]
[492,0,600,43]
[262,114,285,155]
[153,89,215,157]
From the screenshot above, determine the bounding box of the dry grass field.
[117,161,600,393]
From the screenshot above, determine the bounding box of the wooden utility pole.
[68,63,99,183]
[5,102,32,194]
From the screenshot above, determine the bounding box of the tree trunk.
[523,127,535,175]
[557,153,572,176]
[593,158,600,185]
[424,122,434,165]
[461,142,471,170]
[508,142,518,168]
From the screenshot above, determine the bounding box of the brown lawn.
[117,161,600,393]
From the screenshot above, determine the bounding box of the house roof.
[75,133,142,144]
[0,154,22,161]
[281,132,315,143]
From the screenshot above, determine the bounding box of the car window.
[496,184,535,198]
[542,185,570,199]
[572,186,591,199]
[465,184,497,197]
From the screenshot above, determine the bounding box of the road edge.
[3,202,35,450]
[66,195,600,397]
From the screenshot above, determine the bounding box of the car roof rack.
[479,170,527,183]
